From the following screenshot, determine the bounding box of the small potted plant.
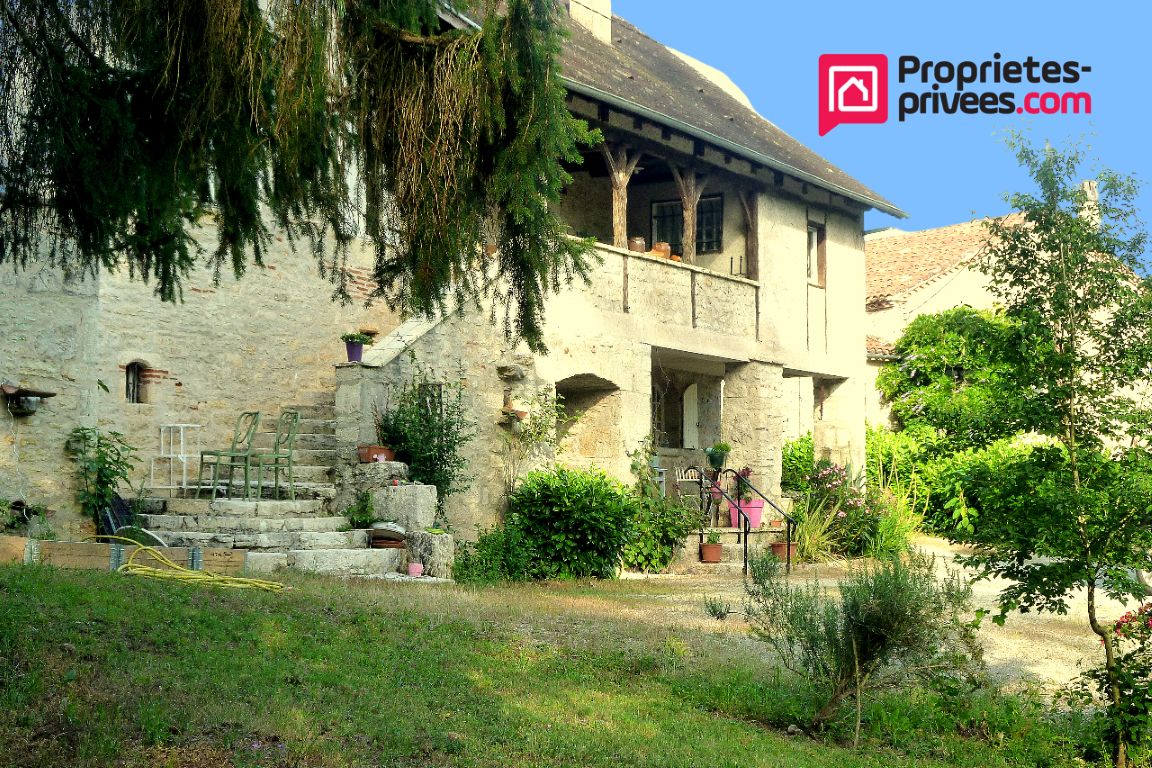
[704,441,731,470]
[341,332,373,363]
[729,466,765,529]
[700,530,723,563]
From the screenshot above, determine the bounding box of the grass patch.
[0,565,1086,767]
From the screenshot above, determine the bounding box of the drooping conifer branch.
[0,0,598,350]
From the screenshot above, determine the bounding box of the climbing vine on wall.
[0,0,598,350]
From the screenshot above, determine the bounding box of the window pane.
[697,195,723,253]
[651,201,683,254]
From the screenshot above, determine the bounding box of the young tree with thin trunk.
[958,133,1152,767]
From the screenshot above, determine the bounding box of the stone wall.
[1,231,401,533]
[0,266,102,538]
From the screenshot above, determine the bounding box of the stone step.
[286,548,405,577]
[676,561,751,575]
[139,514,350,534]
[159,529,369,552]
[282,464,333,484]
[155,481,338,502]
[292,449,338,467]
[285,404,335,420]
[166,498,330,517]
[290,416,336,435]
[290,433,341,450]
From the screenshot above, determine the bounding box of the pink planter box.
[730,499,764,529]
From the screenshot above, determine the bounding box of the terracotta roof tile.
[864,214,1023,302]
[866,336,895,357]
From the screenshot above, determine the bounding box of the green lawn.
[0,566,1083,767]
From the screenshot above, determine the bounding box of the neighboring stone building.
[1,0,902,539]
[863,216,1018,425]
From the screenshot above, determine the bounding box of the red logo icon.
[819,54,888,136]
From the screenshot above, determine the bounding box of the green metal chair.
[253,410,301,500]
[196,411,261,500]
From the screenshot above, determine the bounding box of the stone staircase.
[140,396,449,578]
[671,526,787,574]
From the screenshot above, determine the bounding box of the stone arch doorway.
[554,373,622,473]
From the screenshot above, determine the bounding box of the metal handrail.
[720,468,795,573]
[685,465,751,575]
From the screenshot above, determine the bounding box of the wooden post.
[671,165,709,263]
[738,189,759,279]
[600,144,642,249]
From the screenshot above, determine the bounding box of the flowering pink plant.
[737,466,753,502]
[1113,603,1152,644]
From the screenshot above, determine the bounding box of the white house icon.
[828,66,879,113]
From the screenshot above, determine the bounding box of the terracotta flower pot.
[771,541,797,561]
[699,542,722,563]
[407,562,424,577]
[357,445,395,463]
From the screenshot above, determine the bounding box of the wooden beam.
[738,189,759,280]
[670,165,709,264]
[600,143,643,249]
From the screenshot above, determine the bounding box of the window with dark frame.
[650,194,724,256]
[807,223,826,287]
[125,362,144,404]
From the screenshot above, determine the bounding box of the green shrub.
[375,359,475,514]
[919,437,1061,533]
[866,494,922,560]
[745,550,981,733]
[508,466,636,580]
[792,494,845,563]
[452,525,533,584]
[344,491,375,528]
[865,424,925,495]
[68,427,137,525]
[1067,603,1152,765]
[780,433,813,495]
[622,496,700,573]
[621,440,703,573]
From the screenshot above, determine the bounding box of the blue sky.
[612,0,1150,261]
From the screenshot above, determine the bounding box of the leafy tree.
[0,0,598,351]
[876,307,1039,453]
[955,134,1152,768]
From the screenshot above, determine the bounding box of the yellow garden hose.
[88,535,288,592]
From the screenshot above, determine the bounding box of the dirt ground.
[614,535,1143,690]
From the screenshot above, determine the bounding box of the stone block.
[245,552,288,574]
[287,548,403,576]
[0,535,27,565]
[331,461,409,512]
[371,484,437,531]
[404,531,454,579]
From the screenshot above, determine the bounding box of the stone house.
[863,216,1017,425]
[1,0,901,539]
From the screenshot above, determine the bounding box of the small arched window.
[125,362,144,404]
